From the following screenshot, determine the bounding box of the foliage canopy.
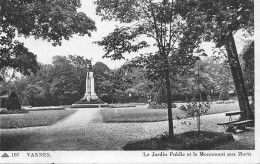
[0,0,96,78]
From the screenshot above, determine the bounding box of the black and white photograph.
[0,0,259,163]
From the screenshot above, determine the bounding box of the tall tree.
[50,55,91,105]
[93,61,111,96]
[0,0,96,82]
[94,0,201,138]
[176,0,254,119]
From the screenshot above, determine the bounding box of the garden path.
[52,108,103,127]
[0,108,254,150]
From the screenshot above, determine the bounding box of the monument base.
[81,94,99,102]
[71,95,107,108]
[75,95,103,104]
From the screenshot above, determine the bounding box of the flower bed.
[109,104,136,108]
[74,99,105,104]
[215,100,235,104]
[0,108,29,114]
[23,106,65,111]
[70,104,110,108]
[148,102,177,109]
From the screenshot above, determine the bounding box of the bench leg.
[226,125,236,133]
[237,125,246,130]
[229,116,232,122]
[222,125,227,131]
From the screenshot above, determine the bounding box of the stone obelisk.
[84,71,98,102]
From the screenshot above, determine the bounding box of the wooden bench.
[217,111,253,132]
[225,111,243,121]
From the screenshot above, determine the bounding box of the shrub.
[25,106,65,111]
[191,97,197,102]
[6,91,21,111]
[74,98,105,104]
[21,97,30,106]
[0,96,8,108]
[70,104,110,108]
[109,104,136,108]
[207,95,212,102]
[154,85,167,104]
[215,100,235,104]
[219,88,230,101]
[179,102,210,135]
[0,108,28,114]
[148,102,177,109]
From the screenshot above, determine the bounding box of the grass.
[212,128,255,150]
[123,131,234,150]
[100,102,240,122]
[0,110,76,129]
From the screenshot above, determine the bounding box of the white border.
[1,0,260,163]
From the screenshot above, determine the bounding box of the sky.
[17,0,248,69]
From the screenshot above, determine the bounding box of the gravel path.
[53,108,102,127]
[0,108,254,150]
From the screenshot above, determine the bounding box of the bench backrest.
[226,111,243,116]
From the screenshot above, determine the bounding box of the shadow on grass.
[0,132,35,151]
[123,131,234,150]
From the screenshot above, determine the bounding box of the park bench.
[217,111,253,132]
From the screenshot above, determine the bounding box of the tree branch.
[167,0,174,56]
[149,0,163,55]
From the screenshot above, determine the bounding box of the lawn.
[100,102,240,123]
[0,110,76,129]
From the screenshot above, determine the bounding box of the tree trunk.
[225,32,253,120]
[165,65,174,139]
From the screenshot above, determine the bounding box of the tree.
[0,47,39,80]
[190,58,234,100]
[93,62,111,96]
[50,55,91,105]
[154,84,167,104]
[2,55,93,106]
[240,40,254,100]
[94,0,201,138]
[66,55,92,97]
[219,88,230,101]
[25,84,46,106]
[176,0,254,119]
[0,0,96,81]
[203,58,234,93]
[125,67,153,100]
[21,96,30,106]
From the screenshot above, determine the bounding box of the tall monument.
[83,71,99,102]
[70,67,107,108]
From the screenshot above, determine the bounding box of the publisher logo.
[1,153,9,158]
